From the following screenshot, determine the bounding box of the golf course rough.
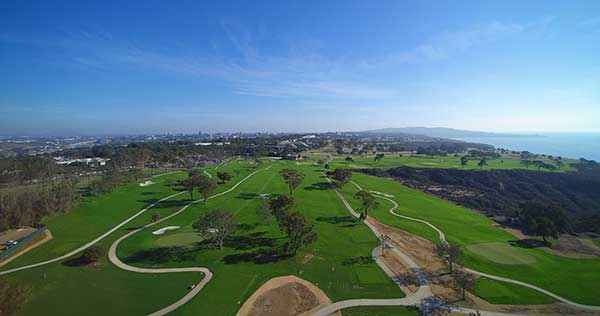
[466,242,537,265]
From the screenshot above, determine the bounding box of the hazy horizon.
[2,1,600,135]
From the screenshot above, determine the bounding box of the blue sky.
[1,1,599,135]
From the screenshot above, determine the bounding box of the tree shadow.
[124,246,198,264]
[238,223,261,231]
[237,193,258,200]
[509,239,547,248]
[316,216,357,225]
[304,182,330,191]
[62,256,93,267]
[342,256,374,266]
[223,232,279,250]
[222,248,292,265]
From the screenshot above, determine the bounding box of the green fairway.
[475,277,557,305]
[327,155,574,172]
[118,162,405,316]
[341,306,420,316]
[154,232,202,248]
[3,156,598,315]
[466,242,537,265]
[4,160,405,316]
[339,172,600,305]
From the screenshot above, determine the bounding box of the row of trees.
[0,179,78,231]
[192,194,317,255]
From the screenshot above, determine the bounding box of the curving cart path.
[108,165,272,316]
[310,178,600,316]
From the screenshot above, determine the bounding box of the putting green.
[155,232,202,247]
[466,242,537,265]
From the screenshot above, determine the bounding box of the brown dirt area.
[368,218,597,315]
[503,227,600,259]
[236,275,341,316]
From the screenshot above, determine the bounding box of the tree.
[193,209,237,249]
[0,279,30,316]
[374,153,385,161]
[331,168,352,187]
[460,156,469,167]
[555,160,565,169]
[279,168,305,195]
[267,194,295,218]
[354,190,379,221]
[216,171,232,183]
[82,245,103,263]
[520,159,533,169]
[181,175,200,200]
[435,243,463,272]
[324,163,330,169]
[197,174,218,203]
[345,156,353,162]
[534,217,558,243]
[519,201,568,243]
[452,270,476,300]
[277,211,317,254]
[151,213,161,223]
[477,158,487,168]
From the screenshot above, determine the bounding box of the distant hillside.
[361,127,536,139]
[361,166,600,233]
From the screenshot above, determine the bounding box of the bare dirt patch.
[237,275,340,316]
[367,218,598,315]
[453,293,600,316]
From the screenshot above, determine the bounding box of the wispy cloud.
[0,17,552,101]
[578,16,600,27]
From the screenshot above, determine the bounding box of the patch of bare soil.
[453,293,600,316]
[368,218,599,315]
[368,218,460,300]
[237,275,341,316]
[503,227,600,259]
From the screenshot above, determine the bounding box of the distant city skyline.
[1,1,600,135]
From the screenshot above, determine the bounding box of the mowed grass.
[341,306,420,316]
[466,242,537,265]
[118,162,405,316]
[155,231,202,248]
[1,160,270,316]
[340,172,600,305]
[475,277,557,305]
[327,156,574,172]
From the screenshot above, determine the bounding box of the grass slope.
[328,156,574,172]
[475,277,557,305]
[341,172,600,305]
[2,161,268,316]
[119,162,404,316]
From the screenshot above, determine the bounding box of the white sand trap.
[258,194,271,199]
[152,226,181,235]
[369,190,394,198]
[139,180,154,187]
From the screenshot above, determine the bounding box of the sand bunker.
[152,226,180,235]
[237,275,340,316]
[139,180,154,187]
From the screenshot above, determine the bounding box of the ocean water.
[456,133,600,161]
